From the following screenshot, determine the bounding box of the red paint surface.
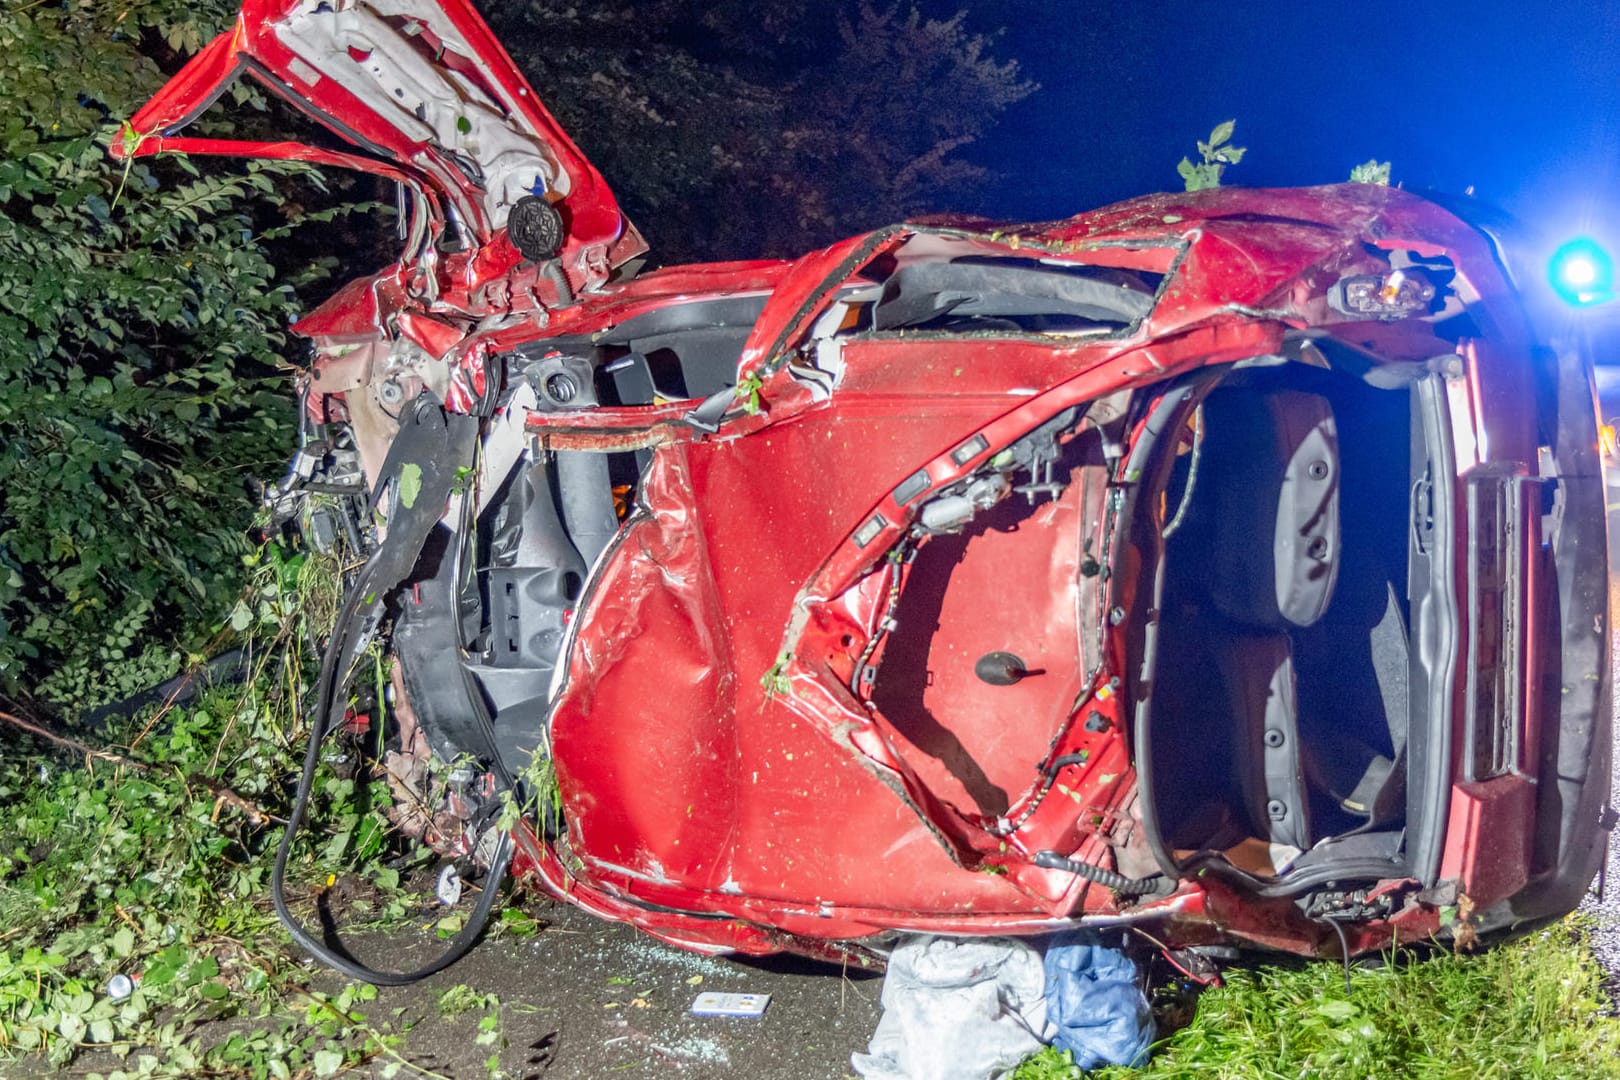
[117,0,643,268]
[116,0,1571,961]
[1438,778,1535,904]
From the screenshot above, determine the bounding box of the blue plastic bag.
[1041,932,1156,1070]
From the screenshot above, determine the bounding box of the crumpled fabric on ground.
[851,935,1052,1080]
[1042,930,1156,1069]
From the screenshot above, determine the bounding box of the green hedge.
[0,1,312,706]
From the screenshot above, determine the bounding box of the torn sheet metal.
[119,0,1611,972]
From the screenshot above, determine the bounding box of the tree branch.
[0,709,286,826]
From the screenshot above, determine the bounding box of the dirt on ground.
[338,900,884,1080]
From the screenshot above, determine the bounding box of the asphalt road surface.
[349,901,883,1079]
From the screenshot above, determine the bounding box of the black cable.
[1324,917,1354,996]
[1032,849,1168,898]
[271,546,513,986]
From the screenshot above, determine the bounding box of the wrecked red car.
[118,0,1613,976]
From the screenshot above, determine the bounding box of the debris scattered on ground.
[852,932,1157,1079]
[692,991,771,1017]
[436,864,463,906]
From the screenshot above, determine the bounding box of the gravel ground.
[1576,580,1620,1002]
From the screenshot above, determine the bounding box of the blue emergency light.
[1548,237,1614,307]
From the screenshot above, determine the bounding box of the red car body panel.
[121,0,1612,967]
[117,0,646,287]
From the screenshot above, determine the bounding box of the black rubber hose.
[271,549,512,986]
[1033,849,1168,897]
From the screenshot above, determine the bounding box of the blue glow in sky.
[970,0,1620,240]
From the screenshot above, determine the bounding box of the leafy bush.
[0,0,1039,702]
[0,1,313,705]
[1176,120,1246,192]
[0,542,418,1073]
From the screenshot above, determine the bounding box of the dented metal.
[123,0,1612,968]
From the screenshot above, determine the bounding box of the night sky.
[955,0,1620,379]
[967,0,1620,247]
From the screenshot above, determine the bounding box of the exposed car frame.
[118,0,1613,973]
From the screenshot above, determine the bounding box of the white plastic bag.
[852,935,1052,1080]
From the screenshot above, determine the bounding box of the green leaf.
[1316,999,1358,1022]
[1349,158,1392,185]
[1209,119,1235,148]
[499,908,538,936]
[312,1049,345,1078]
[142,944,185,988]
[352,814,387,862]
[60,1012,88,1044]
[110,927,136,958]
[397,462,423,510]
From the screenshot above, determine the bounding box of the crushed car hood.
[120,0,642,266]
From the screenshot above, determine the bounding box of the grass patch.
[1017,921,1620,1080]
